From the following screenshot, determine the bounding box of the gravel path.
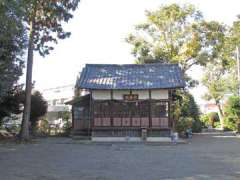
[0,133,240,180]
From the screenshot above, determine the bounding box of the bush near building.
[174,91,202,133]
[175,117,193,136]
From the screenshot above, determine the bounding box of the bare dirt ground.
[0,133,240,180]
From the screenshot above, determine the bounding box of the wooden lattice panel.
[102,118,111,126]
[113,118,122,126]
[151,118,160,127]
[160,118,168,128]
[94,118,102,126]
[132,118,141,126]
[122,118,131,126]
[141,117,149,127]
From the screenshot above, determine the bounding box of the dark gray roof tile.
[76,63,185,89]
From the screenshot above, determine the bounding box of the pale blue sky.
[20,0,240,103]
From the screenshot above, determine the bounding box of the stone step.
[71,135,91,140]
[71,130,91,135]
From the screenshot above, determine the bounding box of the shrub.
[214,122,221,129]
[179,92,200,121]
[200,114,209,127]
[208,112,219,127]
[192,119,202,132]
[224,96,240,132]
[224,116,237,131]
[63,121,72,136]
[173,90,202,133]
[36,118,50,136]
[175,117,193,134]
[200,112,219,128]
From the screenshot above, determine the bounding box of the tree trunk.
[217,103,224,130]
[19,20,35,141]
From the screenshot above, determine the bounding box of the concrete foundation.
[91,137,141,142]
[146,137,172,142]
[91,137,172,142]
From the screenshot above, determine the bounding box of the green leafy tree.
[202,64,228,129]
[0,89,47,133]
[29,91,48,132]
[224,96,240,132]
[0,85,24,126]
[201,30,236,129]
[0,1,26,103]
[229,16,240,50]
[20,0,80,140]
[179,92,199,120]
[172,90,201,132]
[229,16,240,95]
[201,15,240,130]
[126,4,226,76]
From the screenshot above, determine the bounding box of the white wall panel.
[151,89,169,99]
[92,90,111,100]
[113,90,130,100]
[92,89,169,100]
[132,90,149,99]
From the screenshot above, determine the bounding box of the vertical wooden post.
[149,90,152,128]
[110,90,113,126]
[130,89,132,127]
[72,105,75,130]
[168,90,171,128]
[170,89,176,131]
[88,90,93,137]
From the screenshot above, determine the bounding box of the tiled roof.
[76,63,185,89]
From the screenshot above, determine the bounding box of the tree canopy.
[126,4,226,73]
[21,0,80,56]
[0,89,47,130]
[229,16,240,49]
[201,15,240,129]
[29,91,48,127]
[202,64,228,105]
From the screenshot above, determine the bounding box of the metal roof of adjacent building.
[76,63,185,90]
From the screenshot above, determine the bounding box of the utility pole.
[237,46,240,96]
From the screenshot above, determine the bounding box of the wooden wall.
[92,90,169,100]
[73,89,172,131]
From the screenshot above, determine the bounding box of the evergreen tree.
[0,1,26,103]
